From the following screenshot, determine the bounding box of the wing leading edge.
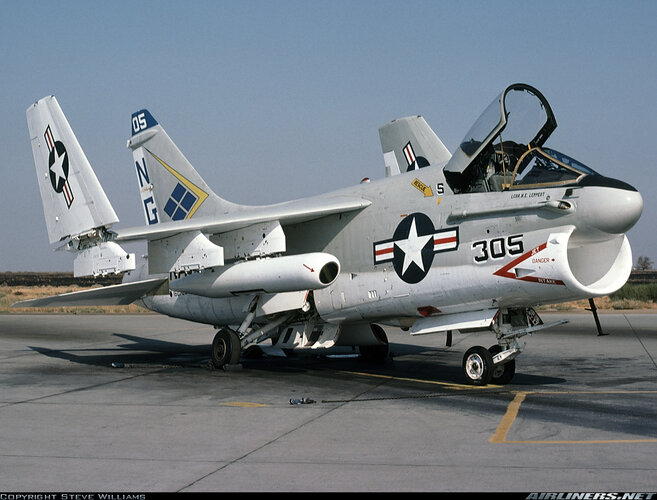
[113,195,372,243]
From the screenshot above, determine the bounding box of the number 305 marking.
[472,235,524,263]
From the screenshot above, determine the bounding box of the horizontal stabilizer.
[11,278,166,308]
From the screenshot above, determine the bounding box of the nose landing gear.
[463,346,495,385]
[461,307,567,385]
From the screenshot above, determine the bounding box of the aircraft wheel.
[359,343,389,363]
[359,325,389,363]
[488,345,516,385]
[462,346,494,385]
[211,328,241,368]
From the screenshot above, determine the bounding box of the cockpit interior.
[443,84,599,194]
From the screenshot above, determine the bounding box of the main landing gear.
[359,324,390,363]
[461,308,567,386]
[211,320,391,369]
[211,295,277,370]
[211,328,241,368]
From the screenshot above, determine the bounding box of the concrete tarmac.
[1,312,656,492]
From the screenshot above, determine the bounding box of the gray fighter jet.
[18,84,642,385]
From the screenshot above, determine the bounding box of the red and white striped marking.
[374,228,458,264]
[403,141,416,167]
[44,125,74,208]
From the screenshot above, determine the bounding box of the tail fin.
[127,110,238,225]
[378,115,452,176]
[27,96,134,277]
[27,96,119,243]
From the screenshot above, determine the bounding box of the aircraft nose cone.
[584,185,643,234]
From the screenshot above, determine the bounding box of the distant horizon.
[2,1,655,271]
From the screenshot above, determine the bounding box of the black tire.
[359,324,389,363]
[359,343,389,363]
[212,328,241,368]
[488,345,516,385]
[462,346,494,385]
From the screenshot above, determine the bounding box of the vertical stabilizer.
[127,110,239,224]
[378,115,452,175]
[27,96,119,243]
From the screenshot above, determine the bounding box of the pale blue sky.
[1,0,655,271]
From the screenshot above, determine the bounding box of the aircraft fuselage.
[140,163,641,329]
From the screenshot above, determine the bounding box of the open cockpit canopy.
[444,84,596,193]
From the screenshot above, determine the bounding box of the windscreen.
[510,148,597,188]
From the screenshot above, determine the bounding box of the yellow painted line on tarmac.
[501,438,657,444]
[338,370,500,391]
[490,391,529,443]
[491,390,657,444]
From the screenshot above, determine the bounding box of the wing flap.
[11,278,166,308]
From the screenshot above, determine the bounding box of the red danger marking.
[493,242,565,286]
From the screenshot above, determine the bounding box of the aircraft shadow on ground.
[243,342,566,387]
[28,333,211,368]
[28,336,565,387]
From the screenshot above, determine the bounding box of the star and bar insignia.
[373,212,458,284]
[44,125,74,208]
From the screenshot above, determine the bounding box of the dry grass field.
[1,285,153,314]
[538,295,657,312]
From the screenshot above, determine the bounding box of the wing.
[11,278,166,308]
[113,195,371,243]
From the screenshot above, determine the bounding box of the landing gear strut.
[488,344,516,385]
[460,307,567,385]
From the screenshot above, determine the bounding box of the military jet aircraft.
[17,83,643,385]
